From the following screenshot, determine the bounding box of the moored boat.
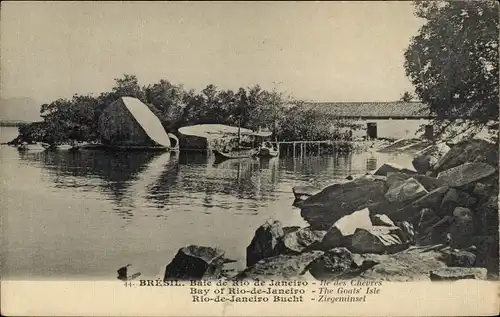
[213,149,258,161]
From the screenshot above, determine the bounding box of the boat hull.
[257,147,279,158]
[213,149,257,161]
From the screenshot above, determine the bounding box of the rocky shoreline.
[159,138,498,282]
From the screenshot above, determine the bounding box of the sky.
[1,1,424,104]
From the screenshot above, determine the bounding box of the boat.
[213,148,258,162]
[257,141,279,158]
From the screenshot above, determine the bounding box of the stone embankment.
[162,138,498,282]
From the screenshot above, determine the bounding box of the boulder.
[292,186,322,202]
[433,139,498,175]
[350,226,408,254]
[449,207,476,248]
[386,172,411,187]
[441,249,476,267]
[371,214,395,227]
[279,227,326,254]
[374,163,417,176]
[437,163,496,188]
[412,143,451,174]
[439,188,477,216]
[386,173,444,192]
[392,186,449,222]
[358,245,449,281]
[429,267,487,281]
[236,251,324,280]
[321,208,373,250]
[300,177,388,230]
[164,245,225,281]
[246,220,284,267]
[385,177,428,203]
[412,175,446,192]
[308,247,375,280]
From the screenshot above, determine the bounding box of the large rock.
[292,185,322,202]
[164,245,225,281]
[412,143,451,174]
[449,207,476,248]
[437,163,496,188]
[386,172,444,192]
[358,245,449,281]
[433,139,498,175]
[385,177,428,203]
[350,226,409,254]
[321,208,373,250]
[374,163,417,176]
[300,178,388,230]
[429,267,487,281]
[412,175,446,192]
[308,247,372,280]
[279,227,326,254]
[387,186,449,222]
[439,188,477,216]
[236,251,324,280]
[441,248,476,267]
[246,220,284,267]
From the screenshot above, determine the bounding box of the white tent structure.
[98,97,171,149]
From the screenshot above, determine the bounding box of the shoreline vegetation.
[5,74,362,153]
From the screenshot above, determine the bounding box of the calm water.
[0,127,414,280]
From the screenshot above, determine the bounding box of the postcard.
[1,1,498,316]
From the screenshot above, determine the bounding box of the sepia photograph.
[1,1,498,315]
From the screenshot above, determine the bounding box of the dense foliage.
[404,1,499,140]
[13,74,358,145]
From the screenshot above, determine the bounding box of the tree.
[404,1,499,139]
[400,91,414,102]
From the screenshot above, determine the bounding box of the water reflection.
[16,149,288,218]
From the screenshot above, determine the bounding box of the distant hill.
[0,97,42,122]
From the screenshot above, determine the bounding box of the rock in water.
[279,227,326,254]
[246,219,284,267]
[321,208,373,250]
[384,177,428,203]
[437,163,496,188]
[374,163,417,176]
[433,139,498,175]
[371,214,395,227]
[429,267,487,281]
[236,251,324,281]
[164,245,225,281]
[350,226,408,254]
[292,186,322,202]
[300,178,388,230]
